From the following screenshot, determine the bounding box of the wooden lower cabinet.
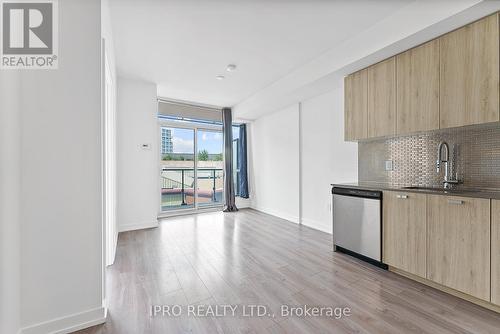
[427,195,490,301]
[492,200,500,305]
[383,191,427,278]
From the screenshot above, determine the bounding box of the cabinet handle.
[397,195,408,199]
[447,199,464,205]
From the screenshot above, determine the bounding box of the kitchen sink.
[403,186,443,191]
[401,186,479,194]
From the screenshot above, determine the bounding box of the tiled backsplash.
[358,123,500,189]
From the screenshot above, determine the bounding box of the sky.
[167,127,222,154]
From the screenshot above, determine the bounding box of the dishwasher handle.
[332,187,382,199]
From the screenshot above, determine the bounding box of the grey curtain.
[222,108,238,212]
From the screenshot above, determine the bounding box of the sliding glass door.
[160,126,195,211]
[196,129,223,207]
[159,122,224,213]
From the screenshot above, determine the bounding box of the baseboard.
[118,220,158,232]
[251,206,332,233]
[21,306,106,334]
[235,197,252,209]
[157,206,222,219]
[300,217,332,234]
[251,206,300,224]
[390,266,500,314]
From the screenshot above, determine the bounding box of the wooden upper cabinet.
[492,200,500,306]
[368,57,396,138]
[427,195,490,301]
[396,40,440,135]
[344,13,500,141]
[344,69,368,141]
[439,13,500,129]
[383,191,427,278]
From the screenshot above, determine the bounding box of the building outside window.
[161,128,173,154]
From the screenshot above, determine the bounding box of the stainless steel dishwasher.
[332,186,386,268]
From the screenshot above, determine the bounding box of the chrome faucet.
[436,141,460,189]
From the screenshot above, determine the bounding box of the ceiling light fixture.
[216,75,225,80]
[226,64,237,72]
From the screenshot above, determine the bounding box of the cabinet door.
[383,191,426,278]
[492,200,500,305]
[396,40,439,135]
[440,14,499,129]
[368,57,396,138]
[344,69,368,141]
[427,195,490,300]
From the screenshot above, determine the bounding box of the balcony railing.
[161,168,223,210]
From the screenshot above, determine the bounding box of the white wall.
[16,0,105,333]
[249,82,357,233]
[300,86,358,233]
[117,77,159,232]
[0,72,21,334]
[250,104,300,223]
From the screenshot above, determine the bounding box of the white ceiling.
[109,0,498,119]
[109,1,413,104]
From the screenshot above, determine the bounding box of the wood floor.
[77,209,500,334]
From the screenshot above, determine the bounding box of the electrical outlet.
[384,160,393,171]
